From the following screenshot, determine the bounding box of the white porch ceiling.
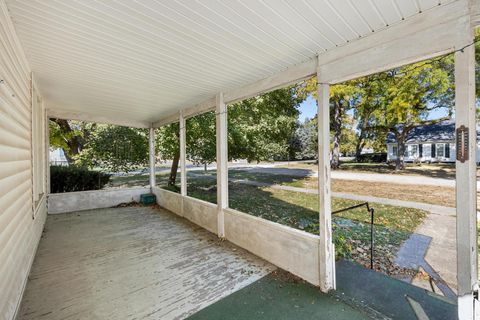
[5,0,453,126]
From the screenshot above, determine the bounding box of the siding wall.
[0,1,47,319]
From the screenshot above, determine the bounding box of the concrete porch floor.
[17,206,275,320]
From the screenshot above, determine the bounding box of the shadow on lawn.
[338,163,457,180]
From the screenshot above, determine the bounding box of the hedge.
[356,153,387,163]
[50,166,111,193]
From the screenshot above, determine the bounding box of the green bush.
[50,166,111,193]
[357,153,387,163]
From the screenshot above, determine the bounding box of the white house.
[386,120,480,163]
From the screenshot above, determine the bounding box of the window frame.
[436,143,445,158]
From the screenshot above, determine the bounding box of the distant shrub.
[50,166,111,193]
[357,153,387,163]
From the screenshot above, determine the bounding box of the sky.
[297,95,317,122]
[297,94,451,122]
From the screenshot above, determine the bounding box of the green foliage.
[49,119,96,163]
[228,87,302,162]
[50,165,111,193]
[356,153,387,163]
[186,111,217,165]
[155,87,303,168]
[77,125,149,172]
[155,122,180,161]
[294,117,317,159]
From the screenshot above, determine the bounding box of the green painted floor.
[187,270,372,320]
[335,260,457,320]
[188,260,458,320]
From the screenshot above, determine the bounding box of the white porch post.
[180,111,187,197]
[216,93,228,238]
[317,76,335,292]
[455,26,478,319]
[149,127,156,191]
[45,114,50,195]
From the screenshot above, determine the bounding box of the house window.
[436,143,445,158]
[392,146,398,156]
[409,145,418,158]
[423,144,431,157]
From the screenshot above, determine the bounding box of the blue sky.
[297,95,317,122]
[297,94,451,122]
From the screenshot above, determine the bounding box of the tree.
[77,125,149,172]
[155,87,302,186]
[49,119,95,164]
[228,87,302,162]
[186,111,217,169]
[294,117,317,160]
[296,78,360,169]
[368,57,453,170]
[155,122,180,186]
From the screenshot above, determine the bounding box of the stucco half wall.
[48,187,149,214]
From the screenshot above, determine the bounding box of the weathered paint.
[224,208,320,286]
[316,81,334,292]
[183,196,218,235]
[17,207,274,320]
[152,186,182,215]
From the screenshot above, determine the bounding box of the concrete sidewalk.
[331,171,461,188]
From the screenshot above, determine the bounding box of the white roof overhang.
[4,0,475,128]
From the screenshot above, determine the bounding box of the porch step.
[334,260,457,320]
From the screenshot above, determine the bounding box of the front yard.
[105,165,455,280]
[182,171,427,277]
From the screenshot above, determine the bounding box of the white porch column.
[316,78,335,292]
[216,93,228,238]
[46,114,50,195]
[149,127,156,190]
[180,110,187,197]
[455,27,477,319]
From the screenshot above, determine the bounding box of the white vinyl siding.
[0,2,47,319]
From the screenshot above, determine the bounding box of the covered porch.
[1,0,480,319]
[18,206,457,320]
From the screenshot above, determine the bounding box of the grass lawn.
[283,177,457,208]
[185,179,426,270]
[277,161,469,180]
[114,168,427,275]
[107,173,150,188]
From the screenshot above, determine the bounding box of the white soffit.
[5,0,453,125]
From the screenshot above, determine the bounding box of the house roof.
[386,120,480,144]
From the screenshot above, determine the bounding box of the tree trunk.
[331,102,343,170]
[51,118,84,165]
[355,123,367,162]
[168,151,180,186]
[62,148,75,165]
[395,135,406,170]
